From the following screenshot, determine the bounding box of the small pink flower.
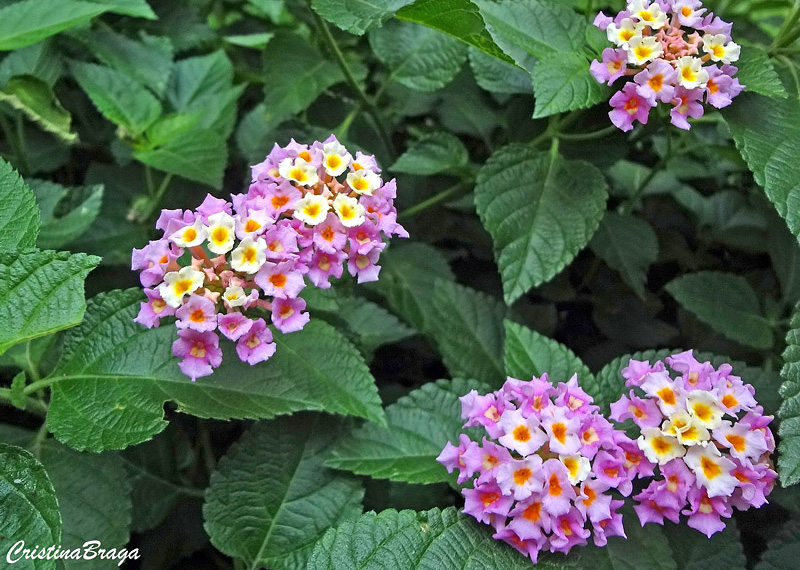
[134,288,175,328]
[609,83,654,132]
[590,48,628,85]
[670,86,705,130]
[175,294,218,332]
[271,297,310,333]
[235,318,276,365]
[172,330,222,381]
[217,312,254,341]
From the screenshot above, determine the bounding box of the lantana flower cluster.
[610,351,777,537]
[590,1,743,131]
[437,375,651,562]
[131,135,406,380]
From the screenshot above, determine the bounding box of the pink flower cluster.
[438,375,650,562]
[591,1,744,131]
[610,351,777,537]
[131,135,406,380]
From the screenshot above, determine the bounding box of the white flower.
[637,426,686,465]
[278,157,319,186]
[205,212,236,255]
[332,194,366,227]
[346,169,381,196]
[169,219,207,248]
[606,18,644,48]
[627,35,663,65]
[641,371,683,416]
[497,456,544,501]
[497,409,548,457]
[686,390,724,429]
[676,56,709,89]
[230,237,267,273]
[159,266,205,308]
[222,286,248,308]
[702,33,741,64]
[293,194,330,226]
[628,0,668,29]
[684,445,737,497]
[560,454,591,485]
[321,141,351,177]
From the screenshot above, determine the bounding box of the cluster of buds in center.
[591,1,743,131]
[610,351,776,536]
[131,136,406,380]
[438,375,649,562]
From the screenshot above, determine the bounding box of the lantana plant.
[590,0,743,131]
[131,136,406,379]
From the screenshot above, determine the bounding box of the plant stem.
[308,4,394,157]
[398,181,469,220]
[772,1,800,50]
[0,387,48,417]
[22,377,53,396]
[620,130,672,215]
[556,125,617,141]
[145,165,155,194]
[28,421,49,459]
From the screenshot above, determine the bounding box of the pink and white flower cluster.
[131,135,406,380]
[591,1,744,131]
[610,351,777,537]
[438,375,649,562]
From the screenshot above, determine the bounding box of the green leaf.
[46,289,385,452]
[70,61,162,136]
[666,271,774,350]
[370,242,456,333]
[590,211,659,297]
[262,32,348,127]
[396,0,514,64]
[165,50,243,137]
[503,320,591,383]
[723,93,800,244]
[430,280,506,386]
[531,52,608,118]
[779,303,800,486]
[735,46,787,99]
[665,519,745,570]
[133,129,227,188]
[203,415,364,570]
[30,180,103,250]
[37,442,132,570]
[312,0,413,35]
[474,144,608,304]
[390,131,469,175]
[224,32,275,49]
[474,0,587,70]
[0,444,61,570]
[756,520,800,570]
[0,0,106,51]
[369,20,468,92]
[10,371,27,409]
[0,250,99,355]
[308,507,537,570]
[326,378,488,485]
[0,158,39,251]
[468,46,531,94]
[0,76,76,143]
[770,216,800,306]
[81,0,157,19]
[77,29,174,97]
[0,40,62,88]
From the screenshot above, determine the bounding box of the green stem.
[398,181,468,220]
[556,125,617,141]
[0,388,48,417]
[309,4,394,157]
[773,1,800,50]
[28,422,49,459]
[145,165,155,195]
[584,0,595,21]
[620,132,672,215]
[22,377,53,396]
[24,341,41,383]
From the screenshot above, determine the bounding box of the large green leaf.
[0,76,76,143]
[0,0,106,51]
[203,415,364,570]
[37,442,132,570]
[665,271,774,350]
[779,303,800,486]
[82,0,156,19]
[756,520,800,570]
[70,61,162,136]
[503,320,591,384]
[723,93,800,244]
[665,520,745,570]
[0,444,61,570]
[307,507,543,570]
[46,289,385,452]
[0,158,39,251]
[474,144,608,304]
[474,0,587,70]
[390,131,469,175]
[531,51,608,118]
[590,211,659,297]
[370,242,456,334]
[312,0,414,35]
[369,20,467,92]
[468,47,531,94]
[326,378,488,485]
[429,280,506,386]
[133,129,227,188]
[396,0,514,64]
[735,46,787,99]
[30,180,103,250]
[0,40,62,87]
[0,250,99,355]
